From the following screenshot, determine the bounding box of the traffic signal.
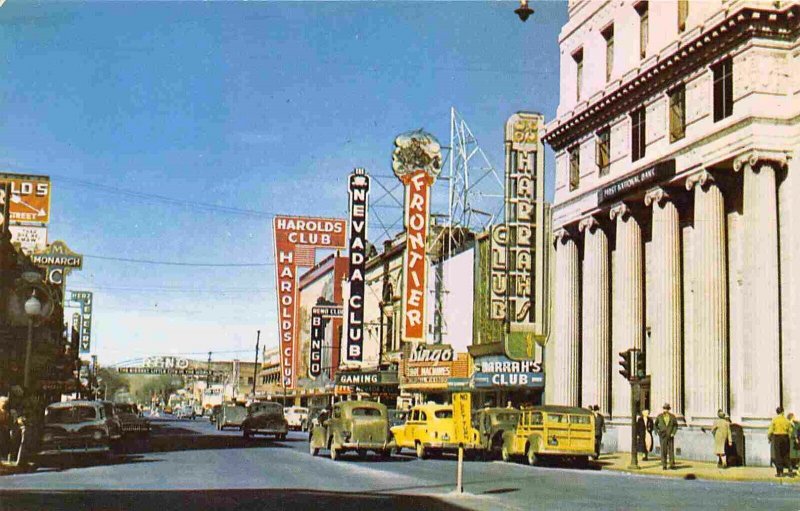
[635,350,647,379]
[618,350,632,381]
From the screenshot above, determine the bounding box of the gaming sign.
[392,130,442,343]
[273,216,347,389]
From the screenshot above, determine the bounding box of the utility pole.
[252,330,260,397]
[206,351,212,392]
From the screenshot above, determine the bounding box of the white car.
[284,406,308,431]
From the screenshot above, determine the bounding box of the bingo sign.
[346,168,370,362]
[273,215,347,389]
[392,130,442,343]
[309,303,342,379]
[70,290,93,353]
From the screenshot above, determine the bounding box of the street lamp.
[23,290,42,390]
[515,0,534,22]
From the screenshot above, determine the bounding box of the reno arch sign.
[392,130,442,343]
[273,215,347,388]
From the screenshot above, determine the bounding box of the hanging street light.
[515,0,534,22]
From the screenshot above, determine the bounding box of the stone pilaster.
[609,203,643,419]
[644,188,683,417]
[552,228,581,406]
[779,151,799,416]
[734,152,786,422]
[685,170,728,422]
[578,216,610,415]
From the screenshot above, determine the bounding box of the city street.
[0,417,798,511]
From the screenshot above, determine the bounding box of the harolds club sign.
[392,130,442,342]
[346,168,370,362]
[273,216,346,388]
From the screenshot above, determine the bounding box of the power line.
[84,254,274,267]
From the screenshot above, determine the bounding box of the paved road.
[0,416,797,511]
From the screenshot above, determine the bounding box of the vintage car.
[284,406,309,431]
[390,403,479,459]
[175,405,196,420]
[209,404,222,424]
[309,400,393,460]
[301,407,325,433]
[242,401,288,439]
[39,401,113,458]
[472,407,521,458]
[216,403,247,431]
[100,401,123,442]
[113,403,150,437]
[501,405,595,466]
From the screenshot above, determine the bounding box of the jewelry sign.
[70,290,93,353]
[392,130,441,343]
[309,303,342,379]
[346,168,370,362]
[273,216,347,389]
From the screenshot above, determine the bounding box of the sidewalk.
[599,452,800,485]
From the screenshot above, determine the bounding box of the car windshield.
[46,406,98,424]
[351,407,382,417]
[251,403,282,414]
[115,404,135,414]
[434,410,453,419]
[495,412,520,423]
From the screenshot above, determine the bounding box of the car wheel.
[356,449,367,459]
[309,442,319,456]
[526,444,539,466]
[501,445,511,463]
[575,456,589,468]
[279,433,287,440]
[379,449,392,459]
[415,442,426,460]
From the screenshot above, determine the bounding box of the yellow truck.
[390,402,479,459]
[501,405,595,467]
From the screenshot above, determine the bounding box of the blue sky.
[0,0,567,364]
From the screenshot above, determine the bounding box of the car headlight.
[42,433,53,443]
[93,430,105,440]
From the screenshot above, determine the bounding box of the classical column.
[644,188,683,417]
[552,228,581,406]
[734,152,784,422]
[578,216,610,415]
[609,203,643,419]
[685,170,727,422]
[779,151,799,416]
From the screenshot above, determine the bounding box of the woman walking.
[711,410,732,468]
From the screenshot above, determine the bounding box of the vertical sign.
[71,291,93,353]
[0,182,10,235]
[273,216,347,389]
[502,113,549,359]
[489,225,508,320]
[346,168,370,361]
[392,130,442,342]
[452,392,472,444]
[309,304,343,379]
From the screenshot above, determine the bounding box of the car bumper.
[39,445,110,456]
[425,442,479,450]
[248,426,288,434]
[340,440,394,451]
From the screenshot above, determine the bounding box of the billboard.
[392,130,441,343]
[273,215,347,389]
[346,168,369,362]
[0,173,51,225]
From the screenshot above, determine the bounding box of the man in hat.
[768,407,794,477]
[592,405,606,459]
[654,403,678,469]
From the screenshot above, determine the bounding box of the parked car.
[388,409,409,428]
[501,405,595,467]
[216,403,247,431]
[100,401,123,442]
[301,407,325,433]
[175,405,196,420]
[309,400,393,460]
[472,407,521,459]
[39,401,113,458]
[209,405,222,424]
[242,401,289,440]
[391,402,479,459]
[284,406,309,431]
[113,403,150,437]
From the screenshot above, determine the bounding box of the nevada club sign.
[346,168,370,362]
[392,130,442,343]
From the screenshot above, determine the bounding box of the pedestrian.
[636,409,654,461]
[592,405,605,460]
[788,413,799,472]
[654,403,678,470]
[767,406,794,477]
[711,409,732,468]
[0,397,10,462]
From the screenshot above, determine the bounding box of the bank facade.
[543,0,800,465]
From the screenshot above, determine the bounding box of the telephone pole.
[252,330,260,397]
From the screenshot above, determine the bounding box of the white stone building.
[543,0,799,465]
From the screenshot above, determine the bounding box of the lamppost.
[22,290,42,390]
[515,0,534,22]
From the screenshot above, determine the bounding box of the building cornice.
[543,5,800,151]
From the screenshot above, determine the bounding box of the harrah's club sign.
[392,130,442,342]
[273,216,347,388]
[346,168,370,362]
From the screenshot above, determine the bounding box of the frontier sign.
[273,216,347,389]
[392,130,441,343]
